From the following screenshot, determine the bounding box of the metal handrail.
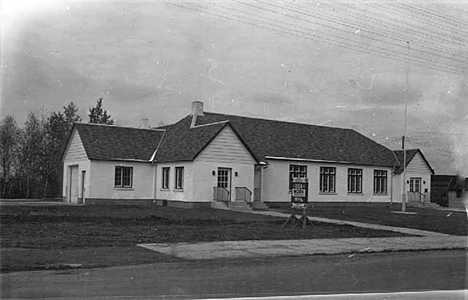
[213,187,230,202]
[408,191,427,202]
[235,187,252,202]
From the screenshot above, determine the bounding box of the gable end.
[63,128,88,161]
[195,125,257,164]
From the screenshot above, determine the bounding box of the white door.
[409,177,421,202]
[69,166,79,204]
[217,168,232,201]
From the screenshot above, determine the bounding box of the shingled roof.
[70,111,399,167]
[393,149,434,174]
[72,123,165,161]
[153,116,232,162]
[155,112,398,167]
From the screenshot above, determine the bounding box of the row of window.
[114,166,185,190]
[162,167,184,190]
[289,165,388,194]
[115,165,387,194]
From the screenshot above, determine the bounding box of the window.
[348,168,362,193]
[320,167,336,193]
[410,178,421,192]
[456,189,462,198]
[374,170,388,194]
[289,165,307,190]
[115,166,132,188]
[217,168,230,189]
[175,167,184,189]
[162,167,170,189]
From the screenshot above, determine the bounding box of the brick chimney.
[190,101,204,128]
[191,101,204,116]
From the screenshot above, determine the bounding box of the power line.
[179,1,467,74]
[406,138,455,154]
[166,2,465,75]
[251,0,466,66]
[285,0,468,62]
[345,0,468,45]
[424,0,468,18]
[300,0,468,58]
[392,0,468,29]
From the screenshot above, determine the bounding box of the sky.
[1,0,467,176]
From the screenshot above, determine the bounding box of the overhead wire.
[345,0,467,45]
[406,138,455,154]
[299,0,468,59]
[392,0,468,29]
[276,0,468,64]
[169,1,467,75]
[423,0,468,18]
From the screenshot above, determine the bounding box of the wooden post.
[282,205,314,229]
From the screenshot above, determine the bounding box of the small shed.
[431,175,468,208]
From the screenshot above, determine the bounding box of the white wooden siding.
[406,153,432,175]
[196,126,255,164]
[64,130,87,161]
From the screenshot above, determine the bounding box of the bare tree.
[19,112,47,198]
[0,116,20,198]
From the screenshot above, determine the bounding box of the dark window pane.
[115,167,122,187]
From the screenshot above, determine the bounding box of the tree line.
[0,98,113,199]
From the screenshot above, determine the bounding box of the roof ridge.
[393,148,419,152]
[202,111,353,131]
[75,122,166,132]
[191,119,229,129]
[150,130,167,161]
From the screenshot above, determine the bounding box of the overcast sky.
[1,0,467,175]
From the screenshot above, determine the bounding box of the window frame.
[347,168,363,193]
[175,167,184,190]
[162,167,170,190]
[114,166,133,188]
[289,164,307,191]
[373,170,388,194]
[320,167,336,193]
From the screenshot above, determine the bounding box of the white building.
[62,101,434,208]
[392,149,434,205]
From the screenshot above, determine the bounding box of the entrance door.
[409,177,421,202]
[79,171,86,204]
[69,165,79,204]
[217,168,231,201]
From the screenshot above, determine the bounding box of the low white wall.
[89,160,154,200]
[263,160,392,203]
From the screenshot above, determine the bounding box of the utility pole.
[402,41,410,212]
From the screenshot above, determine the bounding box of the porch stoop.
[211,201,229,210]
[211,201,269,211]
[228,201,253,211]
[407,202,441,209]
[250,202,269,211]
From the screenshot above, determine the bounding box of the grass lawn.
[295,205,467,236]
[0,205,409,272]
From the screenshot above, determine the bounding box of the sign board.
[291,177,308,207]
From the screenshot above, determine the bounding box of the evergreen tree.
[89,98,114,124]
[45,102,82,197]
